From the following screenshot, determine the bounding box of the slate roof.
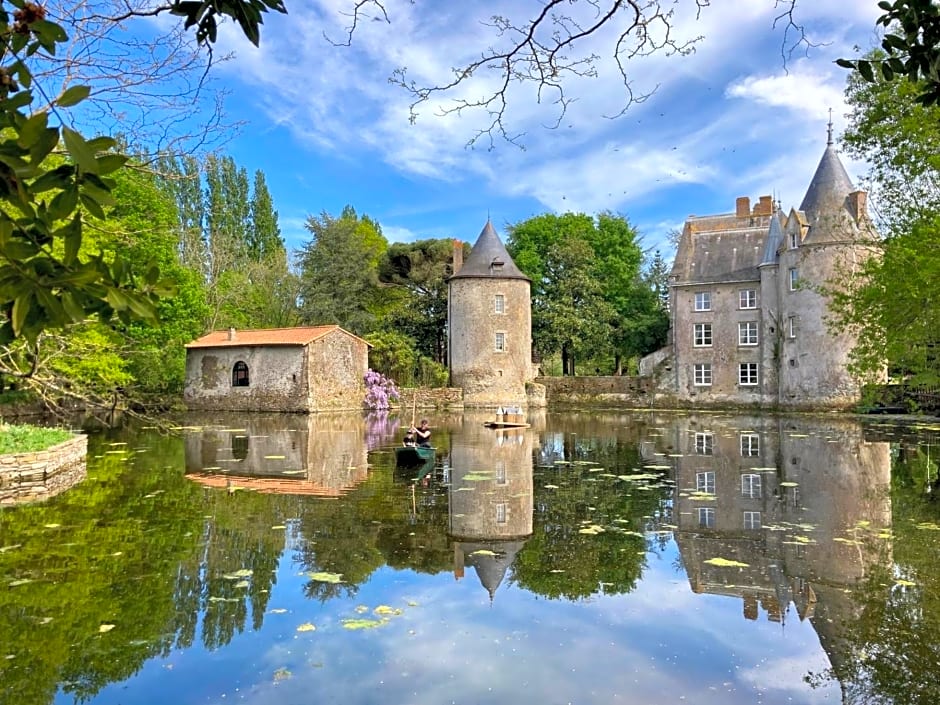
[186,325,370,349]
[799,144,855,227]
[670,213,771,285]
[760,211,785,266]
[448,220,529,281]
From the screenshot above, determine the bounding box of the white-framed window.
[790,231,799,249]
[496,502,507,524]
[693,363,712,386]
[494,293,505,314]
[739,289,757,309]
[495,461,507,485]
[693,323,712,347]
[743,511,762,530]
[495,332,506,352]
[788,267,799,291]
[694,291,711,311]
[738,321,759,346]
[694,432,714,456]
[740,433,760,457]
[697,507,715,529]
[788,316,798,338]
[741,473,762,498]
[739,363,759,386]
[696,470,715,494]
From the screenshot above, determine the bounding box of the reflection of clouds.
[229,555,838,705]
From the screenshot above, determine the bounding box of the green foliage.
[836,0,940,107]
[842,50,940,234]
[366,329,417,384]
[0,8,172,346]
[378,238,462,364]
[832,53,940,386]
[507,211,666,374]
[0,423,72,453]
[297,206,388,335]
[171,0,287,48]
[829,215,940,386]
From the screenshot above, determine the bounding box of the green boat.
[395,445,435,466]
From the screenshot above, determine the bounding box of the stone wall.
[0,434,88,505]
[398,387,464,410]
[537,376,661,407]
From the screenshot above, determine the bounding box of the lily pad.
[704,557,750,568]
[342,618,389,630]
[309,572,343,584]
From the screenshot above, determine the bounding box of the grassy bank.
[0,423,74,454]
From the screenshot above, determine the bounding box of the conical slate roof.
[760,211,785,266]
[448,220,530,281]
[799,144,855,227]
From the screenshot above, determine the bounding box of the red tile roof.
[185,325,370,349]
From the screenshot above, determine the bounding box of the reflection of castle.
[660,415,891,618]
[448,415,535,599]
[184,413,369,496]
[652,414,891,683]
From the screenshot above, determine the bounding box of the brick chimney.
[228,327,236,341]
[755,195,773,216]
[735,196,750,217]
[452,239,463,274]
[847,191,868,221]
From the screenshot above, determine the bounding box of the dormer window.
[789,232,799,248]
[491,258,504,271]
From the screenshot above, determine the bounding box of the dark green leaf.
[62,213,82,266]
[49,186,79,222]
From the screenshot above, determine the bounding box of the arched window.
[232,361,250,387]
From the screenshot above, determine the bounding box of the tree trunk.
[614,354,623,376]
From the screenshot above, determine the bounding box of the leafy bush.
[363,369,401,410]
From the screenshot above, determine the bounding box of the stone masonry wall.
[0,434,88,505]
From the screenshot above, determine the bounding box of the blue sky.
[196,1,882,258]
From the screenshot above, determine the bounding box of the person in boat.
[413,419,432,447]
[402,427,417,447]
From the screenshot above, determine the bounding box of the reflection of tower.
[448,415,534,600]
[184,412,369,496]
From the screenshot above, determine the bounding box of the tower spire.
[826,108,833,147]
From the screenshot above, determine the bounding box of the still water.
[2,410,940,705]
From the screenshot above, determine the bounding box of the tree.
[842,51,940,235]
[377,238,462,365]
[537,235,614,375]
[507,211,663,374]
[248,170,282,261]
[297,206,388,335]
[0,1,284,395]
[836,0,940,108]
[827,59,940,386]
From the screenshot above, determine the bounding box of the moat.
[2,409,939,705]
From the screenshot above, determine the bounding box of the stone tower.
[770,135,883,407]
[448,221,533,408]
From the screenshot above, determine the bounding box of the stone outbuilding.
[641,132,883,409]
[184,325,370,412]
[448,221,539,408]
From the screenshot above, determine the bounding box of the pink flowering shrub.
[364,369,400,410]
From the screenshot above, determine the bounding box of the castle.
[644,135,884,408]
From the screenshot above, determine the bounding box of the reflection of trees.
[0,427,290,704]
[514,435,670,600]
[810,444,940,705]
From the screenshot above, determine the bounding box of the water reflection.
[1,411,939,704]
[184,413,370,496]
[448,415,534,600]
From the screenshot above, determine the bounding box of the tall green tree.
[507,212,665,374]
[378,239,462,364]
[297,206,388,335]
[828,59,940,386]
[248,170,283,261]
